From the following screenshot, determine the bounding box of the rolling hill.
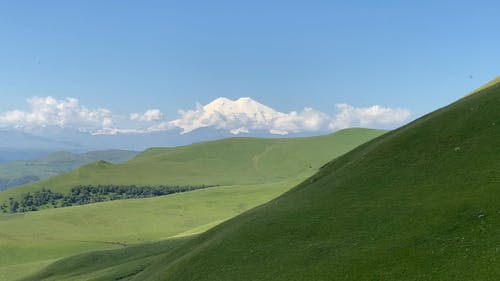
[1,180,299,281]
[0,128,384,203]
[23,77,500,281]
[0,128,384,281]
[0,150,137,191]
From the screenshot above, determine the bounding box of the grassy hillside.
[0,128,384,203]
[467,76,500,96]
[1,180,297,281]
[0,150,137,191]
[25,78,500,281]
[0,129,383,281]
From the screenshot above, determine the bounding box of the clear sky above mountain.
[0,1,498,135]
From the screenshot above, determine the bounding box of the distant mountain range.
[0,97,412,163]
[0,150,137,191]
[0,128,325,164]
[0,127,226,160]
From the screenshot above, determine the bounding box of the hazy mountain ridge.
[0,96,410,153]
[0,128,385,204]
[0,150,137,191]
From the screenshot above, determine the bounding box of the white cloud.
[166,97,411,135]
[92,121,174,135]
[0,96,113,130]
[0,96,411,136]
[130,109,163,122]
[269,107,330,135]
[329,103,411,130]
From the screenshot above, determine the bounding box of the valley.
[0,128,383,280]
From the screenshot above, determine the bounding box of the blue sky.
[0,0,498,134]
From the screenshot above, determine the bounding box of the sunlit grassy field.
[0,128,384,281]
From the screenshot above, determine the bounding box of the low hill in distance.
[0,150,137,191]
[25,78,500,281]
[0,128,385,203]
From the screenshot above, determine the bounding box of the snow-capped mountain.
[169,97,327,135]
[0,96,411,158]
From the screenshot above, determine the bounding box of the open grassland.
[20,238,191,281]
[0,128,385,203]
[1,180,298,281]
[1,128,384,280]
[24,78,500,280]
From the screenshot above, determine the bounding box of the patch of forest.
[1,184,215,213]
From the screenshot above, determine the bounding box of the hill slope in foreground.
[0,128,383,280]
[0,150,137,192]
[26,77,500,281]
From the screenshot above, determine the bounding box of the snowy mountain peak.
[234,97,260,105]
[166,97,409,136]
[169,97,322,135]
[205,97,232,108]
[2,95,411,143]
[202,97,275,116]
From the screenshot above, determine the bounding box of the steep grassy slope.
[26,78,500,281]
[0,128,384,202]
[467,76,500,96]
[0,150,137,191]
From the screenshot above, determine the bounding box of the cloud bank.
[329,103,412,130]
[0,96,113,130]
[167,97,410,135]
[168,97,333,135]
[130,109,163,122]
[0,96,411,136]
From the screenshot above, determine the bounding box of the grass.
[2,180,296,281]
[20,238,191,281]
[24,77,500,280]
[0,128,383,281]
[0,259,56,281]
[0,150,137,191]
[466,75,500,96]
[0,128,384,203]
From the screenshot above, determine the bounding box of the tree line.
[1,184,215,213]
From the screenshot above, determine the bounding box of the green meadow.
[22,78,500,280]
[0,128,383,281]
[0,180,296,280]
[0,128,384,203]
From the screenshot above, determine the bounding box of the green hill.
[467,76,500,96]
[1,180,298,281]
[0,150,137,191]
[24,78,500,281]
[0,128,383,281]
[0,128,384,203]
